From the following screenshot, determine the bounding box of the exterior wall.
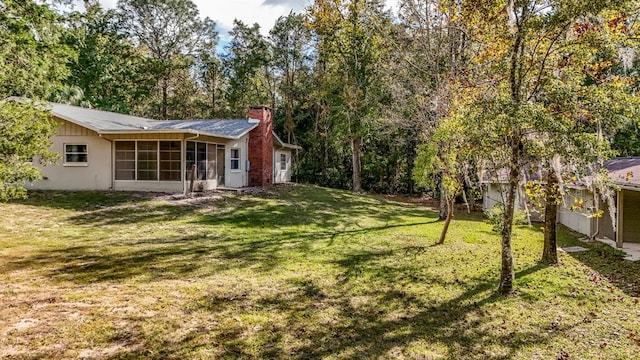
[598,198,616,241]
[247,106,273,187]
[30,120,112,190]
[273,148,292,183]
[113,180,183,192]
[222,135,249,188]
[557,188,596,237]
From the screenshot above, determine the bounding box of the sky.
[76,0,399,47]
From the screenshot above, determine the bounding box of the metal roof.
[49,102,258,139]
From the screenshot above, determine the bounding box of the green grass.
[1,184,640,359]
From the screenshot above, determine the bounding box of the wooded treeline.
[3,0,640,197]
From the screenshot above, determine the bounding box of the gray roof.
[49,102,259,139]
[604,157,640,188]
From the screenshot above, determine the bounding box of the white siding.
[557,188,596,237]
[482,183,541,221]
[223,135,249,188]
[29,133,112,191]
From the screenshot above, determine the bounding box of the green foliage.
[484,203,528,233]
[222,20,271,117]
[0,0,75,99]
[66,2,155,113]
[0,101,58,201]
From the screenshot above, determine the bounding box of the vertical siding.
[56,119,97,136]
[622,190,640,243]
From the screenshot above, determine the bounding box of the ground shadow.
[185,263,555,359]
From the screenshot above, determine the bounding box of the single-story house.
[29,103,301,193]
[483,158,640,247]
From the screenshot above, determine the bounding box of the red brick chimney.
[247,106,273,187]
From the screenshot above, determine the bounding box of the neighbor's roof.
[604,157,640,189]
[49,102,259,139]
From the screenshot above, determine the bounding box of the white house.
[29,103,300,193]
[482,158,640,247]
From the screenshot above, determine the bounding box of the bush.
[485,203,529,233]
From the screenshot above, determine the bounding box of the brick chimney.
[247,106,273,187]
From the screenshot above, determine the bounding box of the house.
[482,158,640,247]
[29,103,301,193]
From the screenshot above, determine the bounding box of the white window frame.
[230,148,240,171]
[63,143,88,167]
[280,153,287,170]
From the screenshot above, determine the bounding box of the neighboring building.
[29,103,300,193]
[482,158,640,247]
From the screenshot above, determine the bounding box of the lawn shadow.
[187,263,557,359]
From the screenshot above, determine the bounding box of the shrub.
[485,203,529,233]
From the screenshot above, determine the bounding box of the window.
[197,142,207,180]
[159,141,181,181]
[137,141,158,181]
[64,144,88,164]
[115,141,182,182]
[230,149,240,170]
[280,153,286,170]
[186,141,222,181]
[186,141,196,180]
[115,142,135,180]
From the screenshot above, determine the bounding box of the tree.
[117,0,209,119]
[270,13,313,143]
[222,20,270,117]
[196,18,220,118]
[392,0,469,213]
[454,0,638,292]
[0,0,72,200]
[66,1,154,113]
[308,0,392,192]
[414,112,471,244]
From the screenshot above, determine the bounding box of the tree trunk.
[439,179,448,220]
[438,196,454,244]
[542,171,559,264]
[211,68,216,118]
[351,137,362,192]
[498,145,519,295]
[162,77,169,119]
[462,188,471,214]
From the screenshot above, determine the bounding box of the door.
[217,147,225,186]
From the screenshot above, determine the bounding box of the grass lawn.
[1,184,640,359]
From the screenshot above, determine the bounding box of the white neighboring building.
[482,158,640,247]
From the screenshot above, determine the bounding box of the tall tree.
[453,0,638,293]
[0,0,73,200]
[66,1,154,113]
[309,0,392,192]
[117,0,209,119]
[222,20,270,117]
[270,13,313,143]
[393,0,469,214]
[196,18,220,118]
